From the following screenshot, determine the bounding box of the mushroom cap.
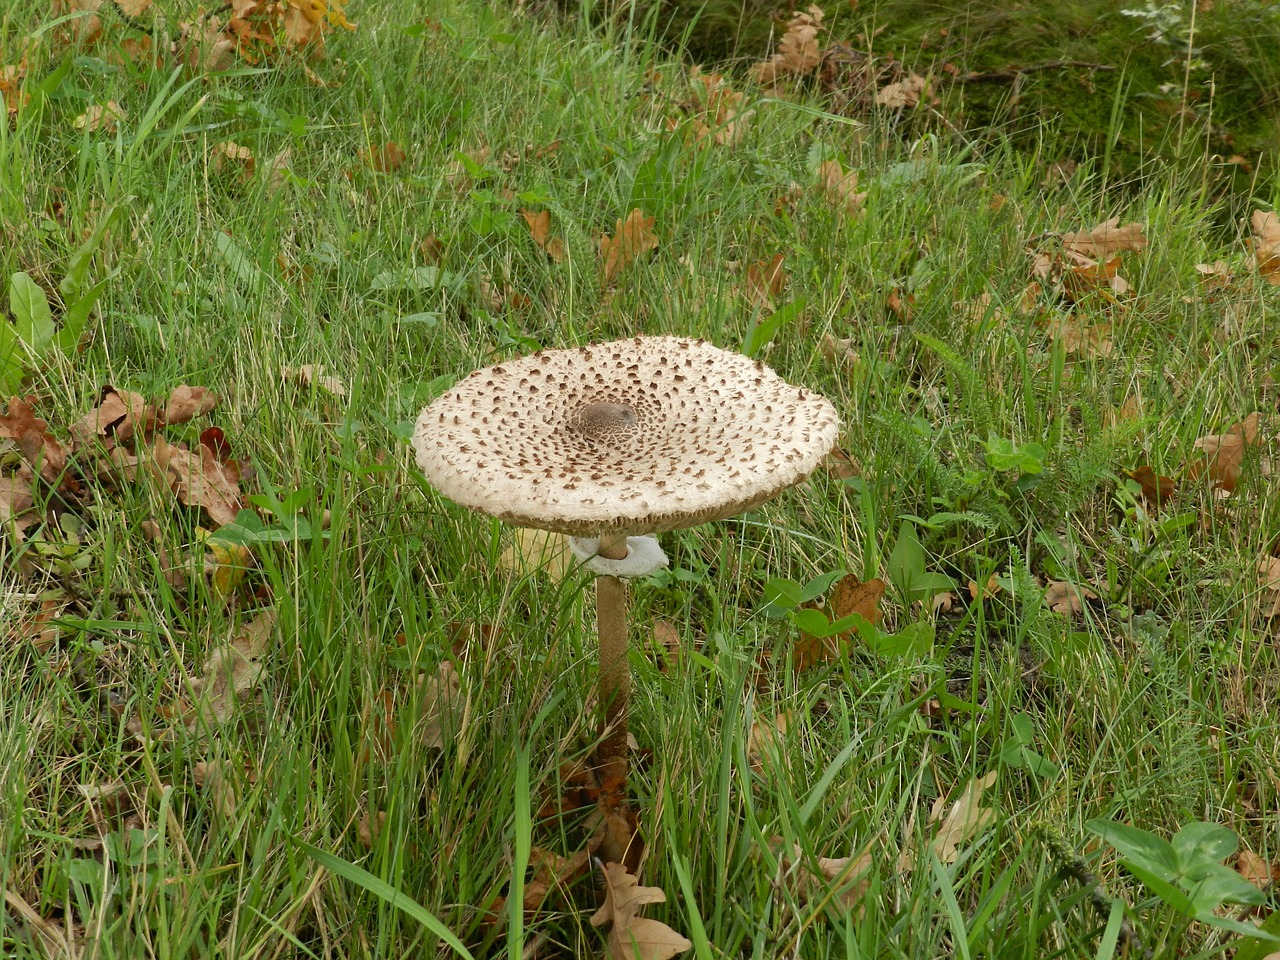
[413,336,840,536]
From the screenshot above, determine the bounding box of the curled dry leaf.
[1249,210,1280,285]
[162,385,218,425]
[1060,218,1148,259]
[213,140,255,178]
[74,101,125,133]
[193,610,277,726]
[751,5,824,87]
[1187,413,1260,493]
[0,397,70,486]
[599,209,658,285]
[747,710,791,772]
[417,659,463,749]
[149,434,244,527]
[688,68,752,146]
[590,862,692,960]
[117,0,153,14]
[781,842,874,915]
[744,254,786,308]
[1256,556,1280,619]
[521,208,566,262]
[651,619,681,669]
[283,364,348,398]
[820,334,859,368]
[0,476,36,531]
[929,771,997,864]
[792,575,886,671]
[817,160,866,217]
[1125,465,1175,506]
[1236,848,1280,888]
[70,385,153,448]
[1045,314,1113,359]
[361,141,407,173]
[1043,580,1099,617]
[876,73,927,108]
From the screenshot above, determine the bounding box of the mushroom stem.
[595,533,631,794]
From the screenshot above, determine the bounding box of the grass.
[2,0,1279,957]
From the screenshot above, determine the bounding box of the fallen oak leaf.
[70,385,152,448]
[1043,580,1099,617]
[817,160,865,217]
[1187,413,1260,493]
[361,141,406,173]
[792,575,886,671]
[1125,465,1175,506]
[0,397,70,486]
[1060,217,1147,258]
[149,434,245,527]
[162,385,218,425]
[599,209,658,285]
[1256,556,1280,618]
[1249,210,1280,284]
[929,770,998,864]
[590,862,692,960]
[192,609,277,726]
[744,254,786,308]
[750,5,824,87]
[0,475,36,532]
[416,659,463,749]
[521,208,566,262]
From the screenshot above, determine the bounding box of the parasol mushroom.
[412,336,838,819]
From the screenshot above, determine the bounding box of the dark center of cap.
[571,401,639,444]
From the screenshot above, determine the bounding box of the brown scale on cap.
[413,336,840,535]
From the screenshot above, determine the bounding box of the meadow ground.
[1,0,1279,957]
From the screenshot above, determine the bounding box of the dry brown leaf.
[362,141,406,173]
[205,534,253,597]
[0,397,70,485]
[1043,580,1099,616]
[886,289,914,320]
[522,208,566,262]
[783,843,873,915]
[967,576,1000,600]
[820,334,860,369]
[1249,210,1280,285]
[824,446,862,480]
[417,659,462,749]
[1256,556,1280,618]
[1125,465,1175,506]
[149,435,244,527]
[652,619,681,669]
[929,771,997,864]
[1236,847,1280,887]
[213,140,255,178]
[688,69,752,146]
[193,610,276,725]
[74,101,125,133]
[876,73,926,108]
[751,5,824,87]
[1045,314,1113,358]
[192,759,242,818]
[283,364,348,398]
[817,160,865,217]
[162,385,219,425]
[590,862,692,960]
[748,710,791,771]
[70,385,153,448]
[517,846,591,917]
[0,476,36,531]
[1061,218,1148,258]
[599,209,658,285]
[116,0,153,14]
[793,576,886,671]
[1188,413,1260,493]
[744,254,787,308]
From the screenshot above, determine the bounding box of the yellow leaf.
[929,771,997,864]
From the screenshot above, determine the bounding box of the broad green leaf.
[1232,909,1280,960]
[1085,820,1179,876]
[743,298,803,358]
[1182,862,1265,910]
[215,231,267,286]
[9,272,54,356]
[56,274,113,355]
[1171,821,1238,870]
